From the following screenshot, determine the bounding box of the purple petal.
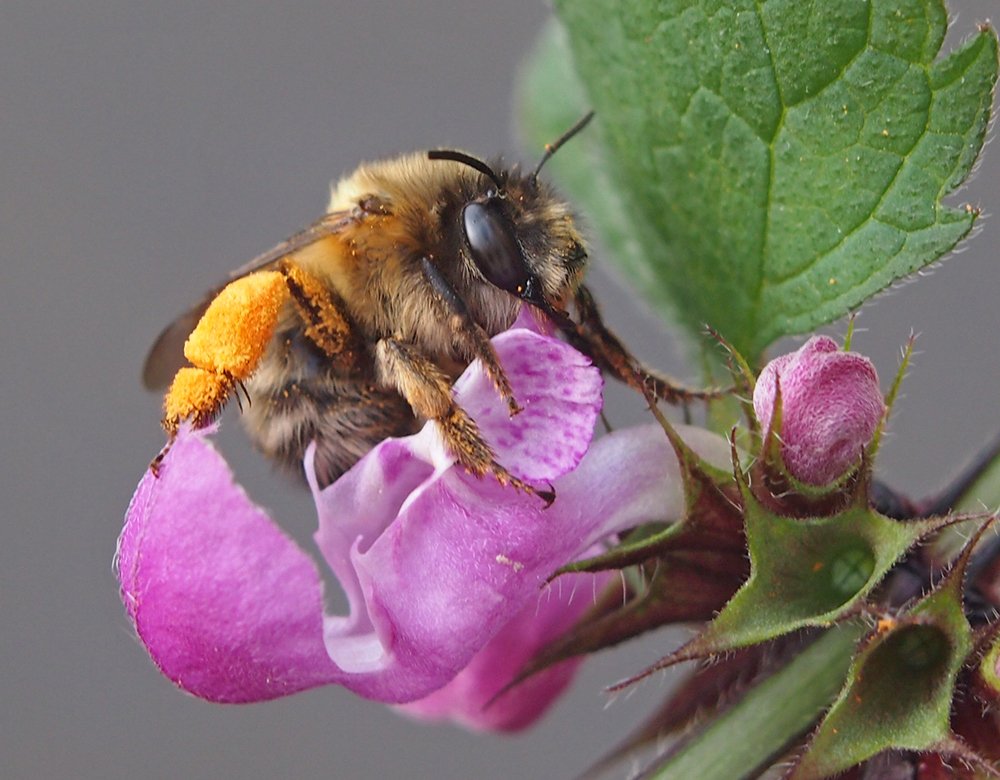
[396,571,614,732]
[454,326,605,481]
[314,422,729,703]
[116,428,340,702]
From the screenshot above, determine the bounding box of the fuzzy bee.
[143,114,709,498]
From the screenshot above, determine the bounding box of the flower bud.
[753,336,885,486]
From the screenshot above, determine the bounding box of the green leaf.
[520,1,998,363]
[518,21,649,293]
[956,436,1000,513]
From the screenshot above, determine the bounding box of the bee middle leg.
[278,260,366,374]
[563,283,727,404]
[375,337,552,504]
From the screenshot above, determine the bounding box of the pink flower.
[116,318,729,729]
[753,336,885,486]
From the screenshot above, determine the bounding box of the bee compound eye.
[462,200,529,296]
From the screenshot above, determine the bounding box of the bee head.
[427,111,593,319]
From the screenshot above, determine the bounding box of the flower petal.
[117,325,608,706]
[315,422,728,703]
[396,571,613,732]
[456,327,605,481]
[116,428,340,702]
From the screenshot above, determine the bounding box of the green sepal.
[868,334,915,461]
[974,625,1000,707]
[611,450,955,690]
[684,483,939,651]
[789,519,994,779]
[703,326,761,441]
[720,476,922,635]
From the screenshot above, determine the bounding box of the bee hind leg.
[375,337,553,505]
[160,271,287,436]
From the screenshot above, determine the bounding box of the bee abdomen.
[243,372,419,489]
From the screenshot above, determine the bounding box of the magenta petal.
[314,421,728,704]
[116,428,340,702]
[308,327,606,702]
[455,326,604,481]
[396,571,614,732]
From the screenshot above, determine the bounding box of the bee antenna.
[531,110,595,182]
[428,150,504,191]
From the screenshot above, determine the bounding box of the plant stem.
[648,623,864,780]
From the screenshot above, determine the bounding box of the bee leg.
[279,260,366,374]
[419,257,521,417]
[563,283,728,404]
[162,272,287,433]
[375,337,553,505]
[148,435,174,477]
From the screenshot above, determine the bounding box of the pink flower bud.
[753,336,885,486]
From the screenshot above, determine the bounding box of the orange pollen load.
[182,271,287,380]
[163,367,234,432]
[161,271,287,432]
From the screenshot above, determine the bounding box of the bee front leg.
[375,337,552,504]
[419,257,521,417]
[563,283,727,404]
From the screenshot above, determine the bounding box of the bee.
[143,113,712,498]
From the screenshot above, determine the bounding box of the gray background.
[2,2,997,779]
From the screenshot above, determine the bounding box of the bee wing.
[141,210,355,389]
